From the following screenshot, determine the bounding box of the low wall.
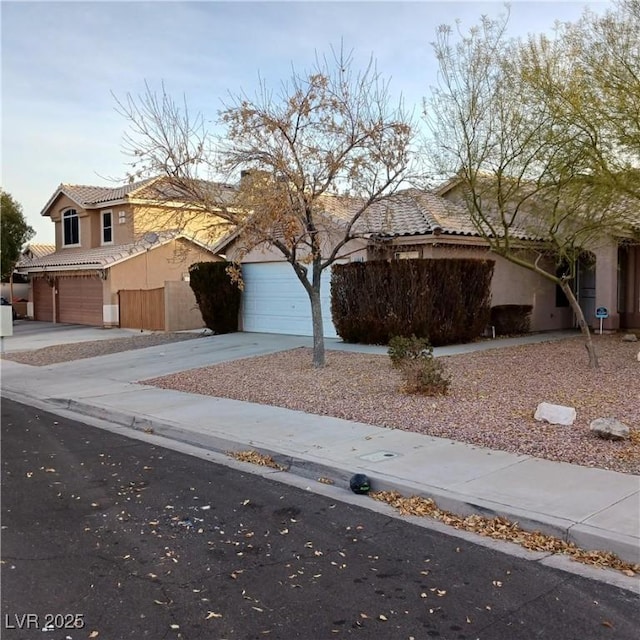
[164,280,204,331]
[0,282,29,301]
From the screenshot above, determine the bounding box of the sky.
[1,0,610,244]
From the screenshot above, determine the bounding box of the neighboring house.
[216,186,640,338]
[0,244,55,315]
[21,243,57,260]
[16,178,230,328]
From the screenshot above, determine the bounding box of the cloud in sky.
[2,0,609,243]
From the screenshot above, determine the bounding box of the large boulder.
[590,418,630,441]
[534,402,576,426]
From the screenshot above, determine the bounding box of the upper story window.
[62,209,80,246]
[102,210,113,244]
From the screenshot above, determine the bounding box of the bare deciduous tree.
[117,49,415,367]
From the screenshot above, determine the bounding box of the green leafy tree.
[1,190,34,281]
[424,4,638,368]
[550,0,640,201]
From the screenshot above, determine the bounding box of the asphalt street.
[2,399,638,640]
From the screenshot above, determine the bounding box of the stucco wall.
[589,236,621,331]
[108,239,221,304]
[226,235,368,264]
[164,280,205,331]
[47,193,92,248]
[47,197,139,249]
[0,282,29,301]
[132,205,227,246]
[89,204,137,247]
[46,197,225,251]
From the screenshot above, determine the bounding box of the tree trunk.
[560,280,599,369]
[309,286,326,368]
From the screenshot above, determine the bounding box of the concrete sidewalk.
[1,329,638,568]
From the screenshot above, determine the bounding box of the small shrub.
[388,335,431,369]
[388,335,451,396]
[490,305,533,336]
[401,359,451,396]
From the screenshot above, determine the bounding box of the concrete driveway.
[1,325,311,381]
[2,320,174,353]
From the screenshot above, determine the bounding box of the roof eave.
[16,263,103,273]
[39,185,68,217]
[82,198,129,209]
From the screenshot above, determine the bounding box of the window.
[102,210,113,244]
[63,209,79,246]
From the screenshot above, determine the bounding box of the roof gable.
[22,243,56,259]
[40,176,239,218]
[40,177,160,217]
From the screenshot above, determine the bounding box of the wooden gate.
[118,288,165,331]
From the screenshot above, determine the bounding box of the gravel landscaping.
[1,332,202,366]
[145,335,640,475]
[3,329,637,474]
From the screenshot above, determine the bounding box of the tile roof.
[16,231,215,272]
[41,177,237,215]
[320,189,538,240]
[59,177,159,207]
[21,243,56,259]
[132,179,238,206]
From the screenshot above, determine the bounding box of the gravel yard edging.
[0,332,202,366]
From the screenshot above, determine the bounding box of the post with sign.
[595,307,609,335]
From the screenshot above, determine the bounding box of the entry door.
[577,260,596,326]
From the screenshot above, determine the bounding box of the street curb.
[43,396,640,566]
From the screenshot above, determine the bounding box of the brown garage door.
[57,276,103,326]
[33,278,54,322]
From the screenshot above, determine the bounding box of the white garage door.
[242,262,339,338]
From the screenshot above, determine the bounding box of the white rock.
[590,417,630,441]
[534,402,576,426]
[621,333,638,342]
[637,350,640,362]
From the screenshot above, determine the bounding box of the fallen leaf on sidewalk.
[370,490,640,576]
[228,450,286,470]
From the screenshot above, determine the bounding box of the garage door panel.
[33,279,53,322]
[241,262,338,338]
[57,277,103,326]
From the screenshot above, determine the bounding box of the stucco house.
[435,177,640,333]
[215,186,640,338]
[17,178,231,328]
